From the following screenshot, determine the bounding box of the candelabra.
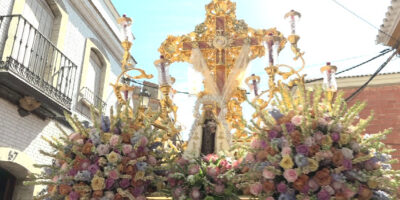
[246,10,305,111]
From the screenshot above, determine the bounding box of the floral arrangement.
[166,154,238,200]
[27,83,400,200]
[27,106,176,200]
[234,86,400,199]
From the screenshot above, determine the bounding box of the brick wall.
[0,98,72,165]
[341,84,400,169]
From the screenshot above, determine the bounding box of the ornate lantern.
[154,55,173,86]
[139,89,150,108]
[264,33,282,66]
[320,62,338,92]
[284,10,301,35]
[118,14,133,42]
[245,74,261,96]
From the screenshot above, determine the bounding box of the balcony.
[0,15,77,119]
[76,87,107,119]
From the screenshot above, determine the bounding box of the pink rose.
[323,185,335,195]
[76,139,84,145]
[245,153,255,163]
[177,157,188,166]
[148,155,157,165]
[214,184,225,194]
[96,144,110,156]
[140,136,148,146]
[173,187,184,198]
[262,169,275,179]
[52,176,59,182]
[204,154,218,162]
[206,167,219,177]
[281,147,292,156]
[191,188,201,200]
[109,135,120,147]
[291,115,303,126]
[122,144,132,155]
[251,139,259,148]
[283,169,298,182]
[314,131,324,143]
[308,179,320,192]
[342,186,356,199]
[233,160,241,169]
[108,170,119,180]
[318,118,328,126]
[249,182,263,196]
[304,137,315,146]
[332,181,343,191]
[189,165,200,175]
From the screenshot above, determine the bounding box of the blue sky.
[112,0,398,139]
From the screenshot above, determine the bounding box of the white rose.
[341,147,354,159]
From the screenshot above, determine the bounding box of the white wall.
[0,98,72,165]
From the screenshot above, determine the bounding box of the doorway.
[0,167,16,200]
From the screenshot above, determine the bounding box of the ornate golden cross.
[159,0,285,95]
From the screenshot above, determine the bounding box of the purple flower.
[69,191,80,200]
[268,130,279,139]
[88,164,99,175]
[317,189,331,200]
[343,159,352,170]
[132,185,145,197]
[101,116,110,132]
[105,178,115,190]
[113,127,121,135]
[68,168,78,176]
[331,132,340,142]
[119,178,130,189]
[285,123,295,133]
[277,182,287,193]
[296,145,308,155]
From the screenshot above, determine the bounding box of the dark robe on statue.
[201,119,217,155]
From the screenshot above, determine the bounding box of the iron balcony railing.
[78,87,107,118]
[0,15,77,109]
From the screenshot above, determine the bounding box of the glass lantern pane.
[156,63,172,85]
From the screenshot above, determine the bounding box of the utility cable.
[330,0,400,45]
[123,78,192,95]
[345,49,397,102]
[306,48,392,83]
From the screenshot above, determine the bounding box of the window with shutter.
[86,51,104,106]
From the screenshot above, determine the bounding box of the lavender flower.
[285,123,295,133]
[74,170,91,181]
[101,116,110,132]
[131,135,141,145]
[294,154,309,167]
[295,145,308,155]
[269,108,284,121]
[343,159,352,170]
[268,130,279,139]
[136,162,147,171]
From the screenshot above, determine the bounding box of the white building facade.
[0,0,134,199]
